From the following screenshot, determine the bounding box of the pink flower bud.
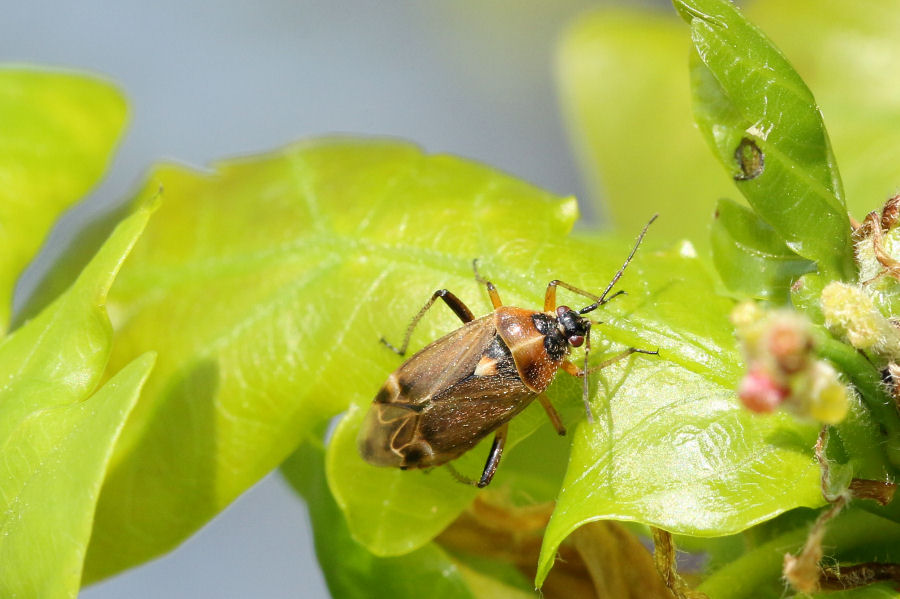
[739,367,788,413]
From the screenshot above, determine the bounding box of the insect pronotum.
[358,216,658,487]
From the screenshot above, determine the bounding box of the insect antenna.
[579,214,658,315]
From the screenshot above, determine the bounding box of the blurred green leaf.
[0,67,126,331]
[677,0,854,281]
[560,1,900,254]
[282,439,476,599]
[0,204,154,599]
[750,0,900,221]
[556,9,733,245]
[817,587,900,599]
[710,197,815,302]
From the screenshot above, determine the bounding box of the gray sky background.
[2,2,663,597]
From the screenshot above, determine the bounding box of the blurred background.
[1,1,667,597]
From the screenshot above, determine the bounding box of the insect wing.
[418,360,534,464]
[360,315,496,467]
[382,315,497,409]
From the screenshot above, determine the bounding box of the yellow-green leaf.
[83,139,579,580]
[0,67,126,331]
[0,204,154,599]
[556,9,734,247]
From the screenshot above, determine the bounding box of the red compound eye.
[569,335,584,347]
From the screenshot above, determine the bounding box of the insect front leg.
[472,259,502,308]
[544,279,624,312]
[381,289,474,356]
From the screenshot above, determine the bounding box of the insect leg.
[472,259,502,308]
[537,393,566,436]
[544,279,624,312]
[562,346,659,423]
[561,347,659,377]
[381,289,474,356]
[477,423,509,488]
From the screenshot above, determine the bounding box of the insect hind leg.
[478,423,508,487]
[443,423,509,488]
[445,462,479,486]
[381,289,474,356]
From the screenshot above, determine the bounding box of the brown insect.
[358,216,658,487]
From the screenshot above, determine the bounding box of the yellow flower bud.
[805,361,850,425]
[821,281,900,358]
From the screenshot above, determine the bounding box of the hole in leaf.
[734,137,765,181]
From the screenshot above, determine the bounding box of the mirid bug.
[358,216,658,487]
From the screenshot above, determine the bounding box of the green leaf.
[0,203,154,599]
[282,438,476,599]
[73,139,836,590]
[327,403,479,556]
[817,587,900,599]
[0,67,127,331]
[749,0,900,222]
[533,243,830,585]
[698,507,900,599]
[83,139,580,580]
[561,2,900,251]
[328,232,755,560]
[710,197,816,302]
[556,9,734,248]
[676,0,854,281]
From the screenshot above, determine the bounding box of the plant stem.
[814,328,900,472]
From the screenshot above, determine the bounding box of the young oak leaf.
[0,204,155,599]
[83,138,581,581]
[711,197,816,302]
[0,67,127,332]
[535,358,823,587]
[283,437,478,599]
[325,227,752,558]
[68,138,842,580]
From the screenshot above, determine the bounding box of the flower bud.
[821,281,900,358]
[738,365,788,413]
[732,303,851,424]
[803,362,850,425]
[766,313,813,374]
